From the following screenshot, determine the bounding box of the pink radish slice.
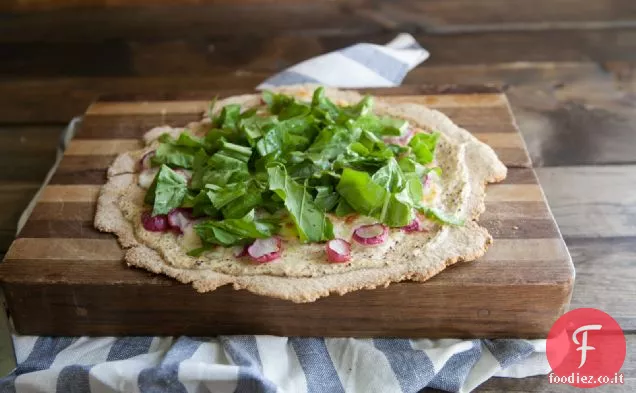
[353,224,388,245]
[422,174,431,188]
[140,151,156,170]
[167,208,194,234]
[247,237,282,263]
[141,211,169,232]
[402,217,421,233]
[384,128,414,146]
[326,239,352,263]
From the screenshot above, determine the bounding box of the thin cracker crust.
[95,85,506,302]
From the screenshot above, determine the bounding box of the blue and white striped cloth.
[1,336,549,393]
[1,34,551,393]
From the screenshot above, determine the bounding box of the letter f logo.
[572,324,602,368]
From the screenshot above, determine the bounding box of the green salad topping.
[144,87,460,251]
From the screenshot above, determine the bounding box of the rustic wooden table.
[0,0,635,391]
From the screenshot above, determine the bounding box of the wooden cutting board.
[0,86,573,338]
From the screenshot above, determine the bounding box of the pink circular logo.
[547,308,626,388]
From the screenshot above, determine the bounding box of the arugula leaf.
[287,159,322,180]
[221,182,264,219]
[371,158,405,192]
[382,192,415,227]
[336,167,414,227]
[205,182,246,209]
[409,132,440,165]
[335,199,355,217]
[311,87,341,123]
[239,115,277,145]
[417,205,464,226]
[194,210,278,246]
[307,125,360,163]
[278,101,311,120]
[349,114,408,137]
[404,173,424,202]
[182,190,219,217]
[204,128,243,152]
[314,186,340,211]
[342,96,373,119]
[267,166,334,242]
[145,165,188,215]
[336,168,387,217]
[218,140,252,163]
[151,140,200,169]
[214,104,242,130]
[262,91,295,115]
[175,132,205,149]
[378,116,409,136]
[192,140,251,190]
[256,125,311,157]
[333,136,392,172]
[187,246,211,257]
[144,88,455,247]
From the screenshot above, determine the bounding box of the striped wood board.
[0,86,574,337]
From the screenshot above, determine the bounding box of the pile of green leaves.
[144,87,460,251]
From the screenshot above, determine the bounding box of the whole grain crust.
[95,85,507,302]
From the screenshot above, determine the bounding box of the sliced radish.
[384,128,414,146]
[167,208,194,234]
[326,239,352,263]
[247,237,282,263]
[174,169,193,183]
[402,217,421,233]
[140,150,156,170]
[422,173,431,188]
[138,167,159,189]
[141,211,169,232]
[353,224,388,245]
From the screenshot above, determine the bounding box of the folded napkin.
[1,34,550,393]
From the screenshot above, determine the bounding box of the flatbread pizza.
[95,85,507,302]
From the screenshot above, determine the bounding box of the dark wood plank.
[4,29,636,76]
[0,42,131,77]
[28,202,95,221]
[2,1,636,40]
[17,220,112,240]
[76,113,203,138]
[1,278,571,337]
[566,237,636,330]
[480,219,559,240]
[536,166,636,238]
[386,0,636,33]
[0,63,584,123]
[411,61,636,167]
[0,77,264,124]
[0,183,42,255]
[0,4,376,43]
[0,126,61,182]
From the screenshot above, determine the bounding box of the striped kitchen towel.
[1,336,549,393]
[0,34,551,393]
[258,33,429,89]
